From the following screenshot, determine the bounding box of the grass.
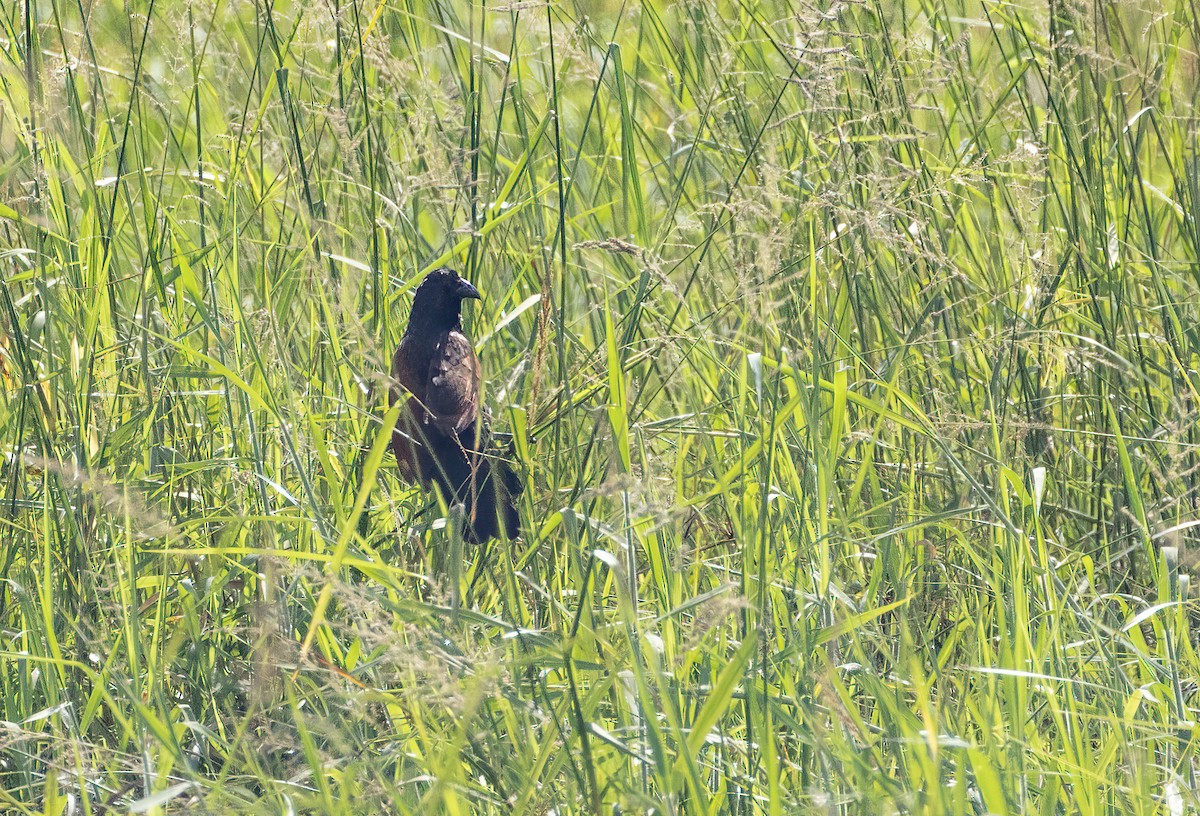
[0,0,1198,812]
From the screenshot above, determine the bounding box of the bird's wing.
[390,332,421,401]
[426,330,480,435]
[391,395,432,486]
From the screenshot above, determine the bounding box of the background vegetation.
[0,0,1198,812]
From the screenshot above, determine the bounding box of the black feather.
[390,269,521,542]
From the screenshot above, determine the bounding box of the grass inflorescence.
[0,0,1198,812]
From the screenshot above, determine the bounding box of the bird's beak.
[455,279,482,300]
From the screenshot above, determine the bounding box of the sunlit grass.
[0,0,1198,812]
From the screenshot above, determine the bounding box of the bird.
[389,267,521,542]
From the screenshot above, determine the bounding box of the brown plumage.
[390,268,521,542]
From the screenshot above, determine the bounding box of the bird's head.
[409,267,481,328]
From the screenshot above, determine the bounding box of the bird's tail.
[462,452,521,544]
[393,405,522,543]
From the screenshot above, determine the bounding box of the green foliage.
[0,0,1198,812]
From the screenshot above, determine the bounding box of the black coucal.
[390,268,521,542]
